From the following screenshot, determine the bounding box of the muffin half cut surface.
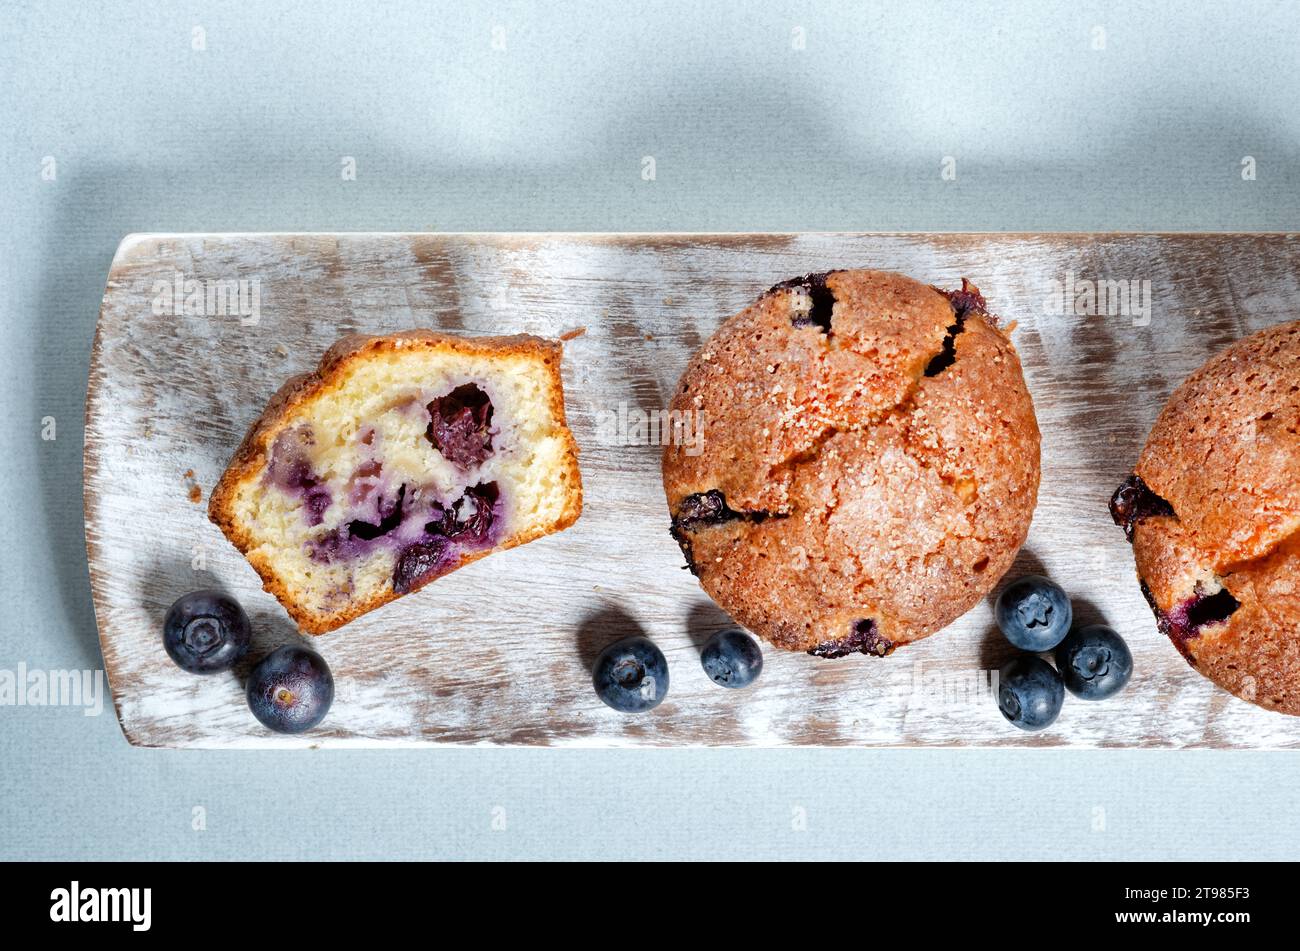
[209,331,583,634]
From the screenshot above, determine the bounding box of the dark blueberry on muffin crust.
[925,279,990,377]
[1140,580,1241,665]
[1109,474,1176,542]
[808,619,893,658]
[669,490,772,575]
[767,270,841,333]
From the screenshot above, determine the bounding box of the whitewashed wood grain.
[84,232,1300,748]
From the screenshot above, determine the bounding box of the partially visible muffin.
[662,269,1041,657]
[209,331,582,634]
[1111,321,1300,715]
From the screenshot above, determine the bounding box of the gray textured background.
[3,0,1299,860]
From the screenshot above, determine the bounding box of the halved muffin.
[209,331,582,634]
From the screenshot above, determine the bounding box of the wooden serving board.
[85,232,1300,748]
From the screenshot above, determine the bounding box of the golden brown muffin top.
[663,269,1040,655]
[1121,321,1300,715]
[1137,321,1300,567]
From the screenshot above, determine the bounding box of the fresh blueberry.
[701,628,763,688]
[246,645,335,734]
[1056,624,1133,700]
[162,590,251,674]
[995,575,1073,651]
[997,656,1065,731]
[592,636,669,712]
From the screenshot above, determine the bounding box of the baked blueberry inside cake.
[209,331,582,634]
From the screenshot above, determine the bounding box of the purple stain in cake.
[1140,579,1240,665]
[306,527,347,563]
[421,481,501,541]
[267,428,314,488]
[808,618,894,659]
[391,483,503,592]
[347,484,407,541]
[303,473,504,594]
[422,499,456,539]
[266,428,332,525]
[426,383,495,469]
[1110,474,1176,541]
[303,487,331,526]
[391,481,503,590]
[347,459,383,507]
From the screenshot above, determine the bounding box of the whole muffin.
[662,269,1041,657]
[1110,321,1300,715]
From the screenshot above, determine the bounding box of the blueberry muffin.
[209,331,582,634]
[662,270,1041,657]
[1111,321,1300,714]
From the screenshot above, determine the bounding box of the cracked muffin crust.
[662,269,1041,656]
[1110,321,1300,715]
